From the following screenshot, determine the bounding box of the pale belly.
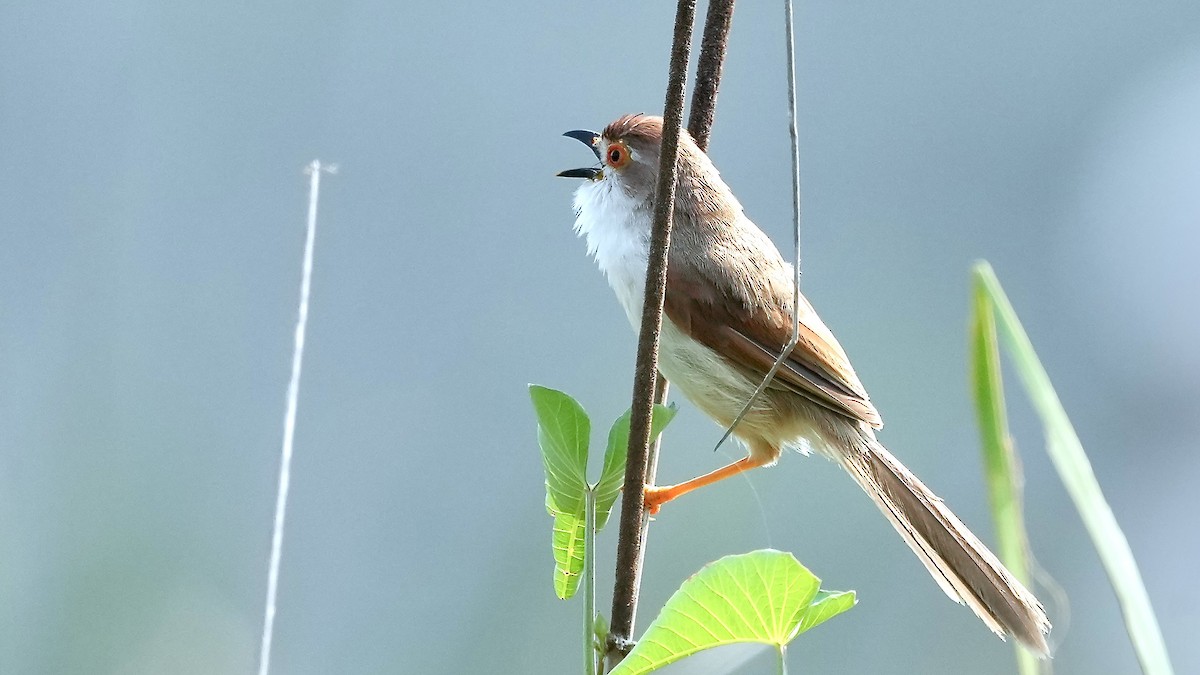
[656,319,762,426]
[658,315,835,460]
[608,267,768,429]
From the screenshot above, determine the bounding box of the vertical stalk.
[976,262,1175,674]
[605,1,738,670]
[970,279,1040,675]
[605,1,697,668]
[584,488,597,675]
[688,0,737,151]
[258,160,328,675]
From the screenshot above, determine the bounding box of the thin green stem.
[585,487,597,675]
[969,277,1041,675]
[974,261,1174,675]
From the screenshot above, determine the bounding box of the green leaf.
[530,385,592,600]
[530,385,591,517]
[973,262,1174,674]
[610,550,855,675]
[969,274,1030,570]
[793,589,857,636]
[593,612,609,655]
[548,500,586,600]
[968,271,1041,674]
[595,404,677,531]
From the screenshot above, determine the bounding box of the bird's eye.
[606,143,630,169]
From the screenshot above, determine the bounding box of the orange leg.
[644,455,770,515]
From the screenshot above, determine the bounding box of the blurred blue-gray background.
[2,2,1198,673]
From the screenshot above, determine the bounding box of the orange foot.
[643,485,677,516]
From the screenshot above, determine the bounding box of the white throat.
[571,180,652,328]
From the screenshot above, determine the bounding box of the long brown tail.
[839,438,1051,655]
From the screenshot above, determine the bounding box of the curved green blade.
[794,589,857,636]
[530,385,592,600]
[969,270,1041,673]
[972,262,1174,674]
[530,385,590,517]
[610,550,855,675]
[595,404,677,532]
[547,504,586,600]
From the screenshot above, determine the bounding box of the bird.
[557,113,1050,654]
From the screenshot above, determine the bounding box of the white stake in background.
[258,160,335,675]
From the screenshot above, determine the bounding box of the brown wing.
[664,256,883,429]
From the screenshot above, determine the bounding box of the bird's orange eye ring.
[606,143,630,169]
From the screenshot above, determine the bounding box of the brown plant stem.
[688,0,736,152]
[605,0,737,669]
[604,0,695,667]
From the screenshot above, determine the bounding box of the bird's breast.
[657,318,764,422]
[572,183,654,329]
[573,186,756,417]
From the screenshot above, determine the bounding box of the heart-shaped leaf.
[530,385,590,518]
[547,500,587,599]
[595,404,677,531]
[611,550,855,675]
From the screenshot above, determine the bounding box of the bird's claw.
[643,485,671,516]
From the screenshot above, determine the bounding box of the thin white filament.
[713,0,803,452]
[258,160,327,675]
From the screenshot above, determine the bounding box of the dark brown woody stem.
[604,0,695,667]
[605,0,737,669]
[688,0,737,152]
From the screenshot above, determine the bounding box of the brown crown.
[603,114,669,145]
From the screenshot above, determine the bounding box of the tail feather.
[840,439,1051,655]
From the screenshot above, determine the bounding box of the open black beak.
[557,129,603,180]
